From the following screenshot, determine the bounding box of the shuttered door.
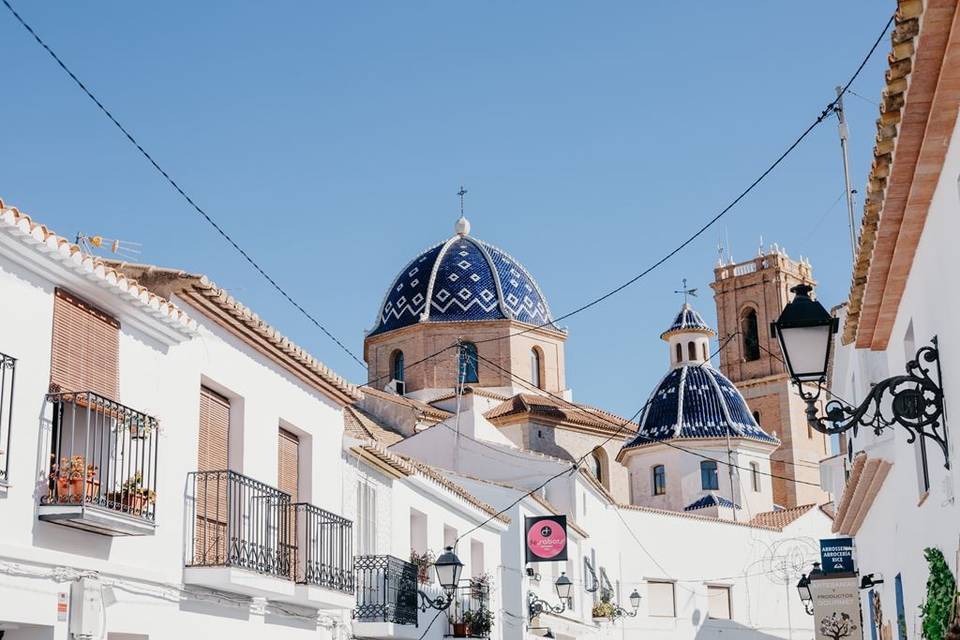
[277,428,299,578]
[195,387,230,566]
[50,289,120,399]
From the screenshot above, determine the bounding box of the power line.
[471,13,895,349]
[1,0,366,369]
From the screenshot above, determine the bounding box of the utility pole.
[835,86,858,260]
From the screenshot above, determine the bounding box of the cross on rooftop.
[674,278,698,304]
[457,185,468,216]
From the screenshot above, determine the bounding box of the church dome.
[369,217,557,336]
[623,302,779,450]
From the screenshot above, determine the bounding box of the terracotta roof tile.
[343,405,404,446]
[0,200,197,335]
[361,386,453,421]
[484,393,638,435]
[749,503,816,529]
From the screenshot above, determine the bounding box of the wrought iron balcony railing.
[293,502,354,593]
[41,391,159,522]
[448,577,493,638]
[186,470,294,579]
[354,554,419,626]
[0,352,15,485]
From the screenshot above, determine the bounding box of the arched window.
[687,341,696,361]
[675,343,683,363]
[700,460,719,490]
[741,308,761,362]
[702,343,709,361]
[590,451,603,482]
[458,342,479,384]
[652,465,666,496]
[391,350,405,394]
[752,410,761,425]
[530,347,543,389]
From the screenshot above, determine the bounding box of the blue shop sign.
[821,537,856,574]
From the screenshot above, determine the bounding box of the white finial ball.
[455,215,471,236]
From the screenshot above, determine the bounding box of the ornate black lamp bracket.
[528,591,566,621]
[610,604,638,619]
[418,589,453,612]
[799,338,948,468]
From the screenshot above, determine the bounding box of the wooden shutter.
[50,289,120,399]
[278,428,299,502]
[198,387,229,471]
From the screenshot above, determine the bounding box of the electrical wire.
[1,0,365,369]
[465,13,895,349]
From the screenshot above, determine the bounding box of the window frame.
[750,462,761,492]
[700,460,719,490]
[652,464,666,496]
[647,580,676,617]
[706,585,732,620]
[740,307,761,362]
[458,342,479,384]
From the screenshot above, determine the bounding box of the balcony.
[354,554,420,638]
[184,470,354,608]
[38,391,159,536]
[446,578,493,639]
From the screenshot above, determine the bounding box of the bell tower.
[710,247,831,508]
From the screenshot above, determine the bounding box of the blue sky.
[2,2,891,416]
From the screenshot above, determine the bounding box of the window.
[471,539,485,578]
[752,410,761,425]
[277,428,300,502]
[530,347,543,389]
[652,465,666,495]
[741,308,760,362]
[391,350,405,394]
[51,288,120,399]
[647,581,676,617]
[357,481,377,555]
[458,342,479,384]
[675,343,683,363]
[702,343,709,361]
[590,448,607,487]
[687,341,696,361]
[750,462,760,492]
[707,585,732,619]
[0,351,15,484]
[701,460,719,490]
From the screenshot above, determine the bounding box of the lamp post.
[771,284,948,468]
[528,573,573,621]
[417,546,464,612]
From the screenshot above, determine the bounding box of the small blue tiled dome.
[369,217,557,336]
[661,303,715,339]
[684,494,741,512]
[622,364,779,449]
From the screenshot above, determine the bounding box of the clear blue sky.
[2,2,891,416]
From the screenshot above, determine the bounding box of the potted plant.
[592,600,616,622]
[409,549,435,585]
[50,456,97,503]
[471,572,492,599]
[108,472,156,515]
[452,617,469,638]
[462,606,494,637]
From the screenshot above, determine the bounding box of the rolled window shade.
[278,428,299,502]
[50,288,120,399]
[198,387,229,472]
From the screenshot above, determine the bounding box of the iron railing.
[42,391,159,521]
[0,352,15,484]
[293,502,354,593]
[354,554,418,625]
[186,470,294,579]
[448,577,493,638]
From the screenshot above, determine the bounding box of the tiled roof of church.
[684,493,741,512]
[361,387,453,422]
[622,365,779,449]
[343,405,405,446]
[369,218,559,336]
[660,303,715,338]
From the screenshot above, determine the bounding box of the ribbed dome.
[369,219,556,336]
[622,364,779,449]
[661,303,714,339]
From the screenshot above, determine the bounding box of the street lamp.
[418,546,464,611]
[610,589,642,619]
[771,284,948,468]
[529,573,572,621]
[796,562,821,616]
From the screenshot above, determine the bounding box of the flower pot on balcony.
[453,622,469,637]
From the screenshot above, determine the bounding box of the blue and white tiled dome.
[623,303,779,450]
[369,217,557,336]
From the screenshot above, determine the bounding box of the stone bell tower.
[711,246,831,509]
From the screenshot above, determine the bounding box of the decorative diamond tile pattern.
[623,363,779,449]
[370,234,557,336]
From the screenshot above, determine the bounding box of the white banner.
[811,576,864,640]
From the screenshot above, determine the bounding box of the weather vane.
[457,185,467,216]
[674,278,697,304]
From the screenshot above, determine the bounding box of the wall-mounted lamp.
[796,562,823,616]
[528,573,573,621]
[860,574,885,590]
[609,590,642,619]
[772,285,948,468]
[417,547,464,612]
